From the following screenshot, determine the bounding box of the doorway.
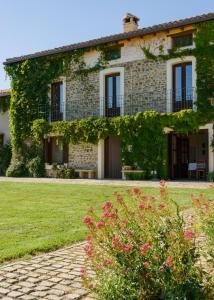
[104,137,122,178]
[168,130,209,179]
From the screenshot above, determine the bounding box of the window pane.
[175,66,182,101]
[59,83,64,112]
[173,33,193,48]
[106,48,121,61]
[107,77,113,108]
[116,75,121,108]
[185,64,192,100]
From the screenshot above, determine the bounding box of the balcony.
[171,87,195,112]
[37,88,196,122]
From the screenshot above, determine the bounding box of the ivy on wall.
[142,21,214,122]
[4,20,214,178]
[31,109,201,178]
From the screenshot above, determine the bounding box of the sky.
[0,0,213,89]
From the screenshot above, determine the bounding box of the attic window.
[172,33,193,48]
[106,47,121,61]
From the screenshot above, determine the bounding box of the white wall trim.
[199,123,214,173]
[99,67,125,117]
[166,56,196,113]
[98,139,105,179]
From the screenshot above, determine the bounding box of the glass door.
[173,62,193,112]
[105,73,121,117]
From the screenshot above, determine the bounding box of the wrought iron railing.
[37,88,196,122]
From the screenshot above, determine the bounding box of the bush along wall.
[4,20,214,178]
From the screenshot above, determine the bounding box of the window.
[105,73,121,117]
[0,134,4,146]
[173,62,193,111]
[105,47,121,61]
[51,82,64,121]
[172,33,193,48]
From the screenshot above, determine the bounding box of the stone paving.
[0,242,96,300]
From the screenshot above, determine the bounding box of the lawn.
[0,182,213,264]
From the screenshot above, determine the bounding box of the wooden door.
[168,133,189,179]
[105,137,122,178]
[176,136,189,178]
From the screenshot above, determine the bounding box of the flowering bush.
[83,182,214,300]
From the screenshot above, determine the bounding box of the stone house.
[0,90,10,146]
[4,12,214,180]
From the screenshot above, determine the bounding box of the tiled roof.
[0,89,10,97]
[4,12,214,65]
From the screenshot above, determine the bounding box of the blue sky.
[0,0,213,89]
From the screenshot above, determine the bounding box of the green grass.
[0,182,213,264]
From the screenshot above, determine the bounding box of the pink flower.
[164,256,173,267]
[80,268,86,278]
[143,262,150,268]
[96,221,105,229]
[140,243,152,256]
[139,203,145,210]
[103,211,116,219]
[126,230,134,238]
[83,215,93,227]
[150,195,156,203]
[133,187,141,194]
[158,203,165,210]
[87,207,94,213]
[102,201,113,211]
[84,243,93,257]
[104,258,113,266]
[112,236,121,249]
[114,192,124,204]
[123,243,133,253]
[184,230,195,240]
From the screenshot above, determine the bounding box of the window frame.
[172,62,193,111]
[105,73,121,117]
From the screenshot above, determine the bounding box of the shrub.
[208,172,214,182]
[54,165,76,179]
[83,182,213,300]
[0,143,12,175]
[6,154,28,177]
[27,156,45,178]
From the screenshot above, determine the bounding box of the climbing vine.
[142,21,214,121]
[31,109,201,178]
[4,19,214,178]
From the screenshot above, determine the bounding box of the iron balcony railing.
[37,88,196,122]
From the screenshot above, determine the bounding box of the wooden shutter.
[43,138,52,164]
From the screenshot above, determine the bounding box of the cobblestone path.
[0,243,97,300]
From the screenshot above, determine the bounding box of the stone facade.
[65,58,167,120]
[68,143,98,170]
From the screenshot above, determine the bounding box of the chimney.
[123,13,140,33]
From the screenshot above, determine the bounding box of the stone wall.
[65,69,100,121]
[65,58,167,120]
[68,143,98,170]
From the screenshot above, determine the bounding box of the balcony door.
[173,62,193,112]
[105,73,121,117]
[51,82,64,121]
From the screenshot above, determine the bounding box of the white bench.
[122,170,144,180]
[75,169,96,179]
